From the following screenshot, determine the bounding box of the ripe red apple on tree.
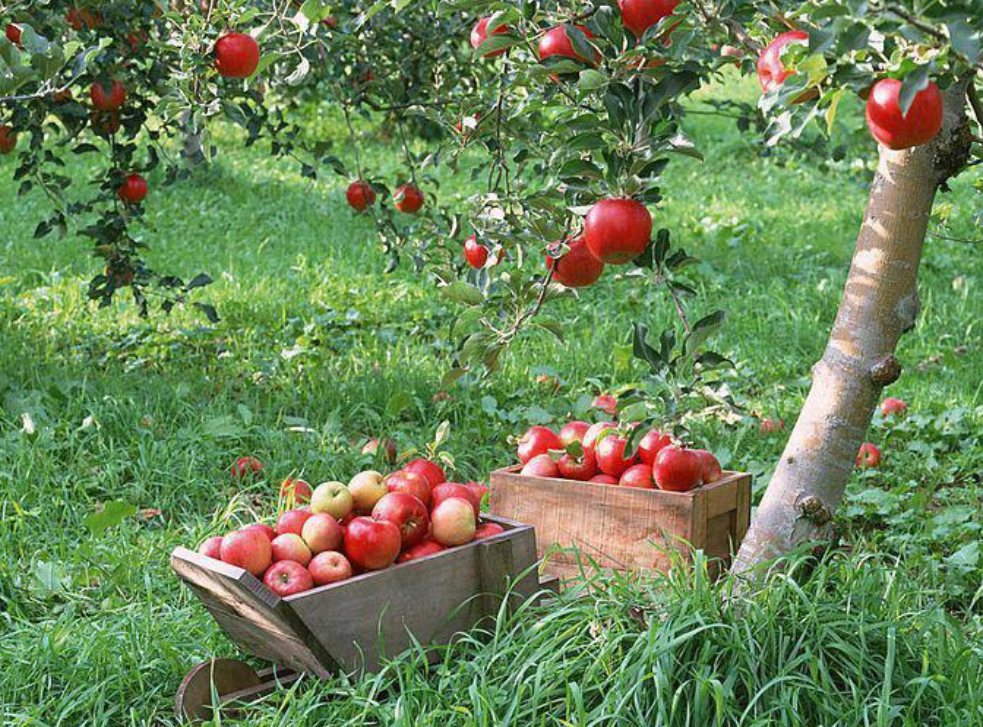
[404,458,446,487]
[432,482,481,517]
[116,174,147,204]
[263,560,314,596]
[464,234,489,268]
[271,533,313,566]
[244,522,276,541]
[311,481,354,519]
[557,447,597,481]
[637,429,672,465]
[344,516,401,570]
[346,180,376,212]
[517,425,562,464]
[394,183,424,214]
[470,17,509,58]
[276,508,313,537]
[5,24,22,46]
[301,513,343,554]
[538,25,599,66]
[397,539,446,562]
[348,470,388,512]
[280,477,312,504]
[372,492,430,549]
[620,463,654,488]
[90,80,126,111]
[880,397,908,418]
[521,453,559,477]
[198,536,223,559]
[618,0,679,38]
[66,8,101,31]
[220,528,273,576]
[230,456,263,477]
[856,442,881,469]
[385,469,432,507]
[584,199,652,264]
[757,31,808,93]
[309,551,353,585]
[546,237,605,288]
[559,421,591,446]
[691,449,723,484]
[431,497,476,546]
[653,447,702,492]
[595,434,638,477]
[89,110,120,137]
[0,126,16,155]
[215,33,260,78]
[865,78,943,150]
[474,522,505,540]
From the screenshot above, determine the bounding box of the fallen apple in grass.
[231,456,263,478]
[220,528,273,576]
[311,481,354,520]
[880,397,908,418]
[263,560,313,596]
[856,442,881,469]
[280,477,312,504]
[271,533,313,567]
[430,497,477,546]
[301,513,344,554]
[308,551,353,586]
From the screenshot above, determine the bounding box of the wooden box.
[489,467,751,581]
[171,515,545,679]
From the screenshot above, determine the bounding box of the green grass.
[1,78,983,724]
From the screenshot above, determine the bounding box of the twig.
[967,83,983,133]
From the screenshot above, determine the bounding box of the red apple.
[592,394,619,416]
[584,199,651,264]
[348,470,388,513]
[394,183,424,214]
[546,236,604,288]
[637,430,673,465]
[404,458,446,488]
[595,435,638,477]
[866,78,943,150]
[280,477,312,504]
[538,25,599,66]
[243,523,276,541]
[464,234,489,268]
[276,508,313,537]
[517,425,562,464]
[116,173,147,204]
[559,421,591,447]
[215,32,260,78]
[308,551,353,585]
[344,516,401,570]
[361,437,398,462]
[583,421,617,452]
[230,456,263,477]
[6,24,22,46]
[263,560,313,596]
[618,0,678,38]
[89,110,120,137]
[432,482,482,517]
[589,473,620,485]
[653,447,702,492]
[691,449,723,484]
[757,31,808,92]
[198,536,223,559]
[856,442,882,469]
[474,522,506,540]
[220,528,273,576]
[271,533,312,566]
[0,126,16,155]
[301,513,344,554]
[89,80,126,111]
[758,417,784,435]
[463,481,489,507]
[311,481,354,519]
[880,397,908,418]
[520,453,559,477]
[557,448,597,481]
[346,180,376,212]
[619,463,654,488]
[397,539,446,563]
[470,16,509,57]
[430,497,477,546]
[372,492,430,549]
[385,470,432,507]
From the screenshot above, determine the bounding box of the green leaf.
[535,317,564,342]
[947,19,981,65]
[685,310,726,355]
[944,541,980,572]
[578,69,608,91]
[441,281,484,306]
[386,390,413,417]
[899,65,930,117]
[84,501,137,536]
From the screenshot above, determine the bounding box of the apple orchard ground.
[1,78,983,724]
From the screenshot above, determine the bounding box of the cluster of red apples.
[198,457,497,597]
[345,180,425,215]
[516,401,723,492]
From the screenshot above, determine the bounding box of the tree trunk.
[731,82,972,576]
[179,109,206,168]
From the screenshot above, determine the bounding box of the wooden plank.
[171,548,334,678]
[733,474,751,546]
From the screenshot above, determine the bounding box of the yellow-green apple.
[309,551,353,586]
[348,470,388,512]
[430,497,476,546]
[263,560,313,596]
[301,513,344,554]
[220,528,273,576]
[311,481,354,519]
[271,533,312,566]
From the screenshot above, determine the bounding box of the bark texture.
[731,82,971,576]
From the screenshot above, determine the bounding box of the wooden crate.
[171,515,547,679]
[489,466,751,581]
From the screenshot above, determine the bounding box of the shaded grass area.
[1,78,982,723]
